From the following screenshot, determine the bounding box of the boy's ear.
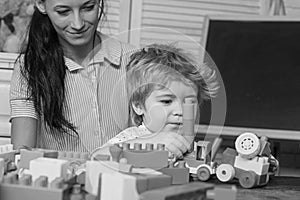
[132,102,144,115]
[35,0,47,14]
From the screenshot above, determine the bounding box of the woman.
[10,0,136,152]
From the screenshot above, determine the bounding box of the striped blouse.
[10,34,137,153]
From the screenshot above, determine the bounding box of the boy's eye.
[160,99,172,104]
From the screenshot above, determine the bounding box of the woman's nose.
[70,12,85,30]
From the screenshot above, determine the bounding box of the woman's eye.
[56,10,70,15]
[82,5,95,11]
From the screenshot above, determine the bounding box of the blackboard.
[200,16,300,131]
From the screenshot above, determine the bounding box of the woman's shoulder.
[99,33,137,54]
[12,54,25,70]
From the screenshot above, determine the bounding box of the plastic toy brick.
[258,136,271,157]
[235,166,269,188]
[109,169,172,194]
[118,143,169,169]
[100,171,172,200]
[109,144,123,162]
[69,184,85,200]
[28,157,69,183]
[93,154,110,161]
[101,172,140,200]
[0,144,17,173]
[206,185,237,200]
[139,182,214,200]
[0,144,13,154]
[84,175,101,200]
[85,159,171,196]
[128,168,172,193]
[234,155,270,176]
[108,145,133,173]
[5,160,17,173]
[57,151,89,161]
[76,171,86,185]
[19,148,59,169]
[0,173,72,200]
[131,174,148,194]
[0,144,15,162]
[0,158,4,181]
[118,158,133,173]
[136,173,172,192]
[57,151,89,177]
[85,193,97,200]
[159,160,189,185]
[221,148,238,166]
[85,160,121,195]
[182,97,195,145]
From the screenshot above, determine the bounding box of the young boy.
[92,44,219,158]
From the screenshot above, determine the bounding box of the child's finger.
[166,143,183,158]
[172,138,190,156]
[174,134,192,151]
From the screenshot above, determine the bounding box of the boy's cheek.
[144,105,169,132]
[147,109,168,132]
[148,105,168,121]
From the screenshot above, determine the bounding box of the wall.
[129,0,261,57]
[0,53,16,144]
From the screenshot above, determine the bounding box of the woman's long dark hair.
[20,8,76,135]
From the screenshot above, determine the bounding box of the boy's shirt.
[106,124,153,145]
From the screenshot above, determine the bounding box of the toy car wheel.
[239,171,256,188]
[197,166,211,181]
[235,132,260,159]
[216,164,235,182]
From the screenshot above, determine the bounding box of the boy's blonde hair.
[126,44,219,126]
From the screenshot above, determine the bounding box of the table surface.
[207,176,300,200]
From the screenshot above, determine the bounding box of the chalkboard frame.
[197,15,300,141]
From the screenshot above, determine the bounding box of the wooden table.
[207,176,300,200]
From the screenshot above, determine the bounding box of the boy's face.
[139,80,198,133]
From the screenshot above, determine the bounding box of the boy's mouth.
[168,122,183,126]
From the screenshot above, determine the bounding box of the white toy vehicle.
[216,132,279,188]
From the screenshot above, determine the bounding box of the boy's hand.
[139,131,193,159]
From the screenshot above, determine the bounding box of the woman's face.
[41,0,100,49]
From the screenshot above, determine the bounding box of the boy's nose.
[172,103,183,116]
